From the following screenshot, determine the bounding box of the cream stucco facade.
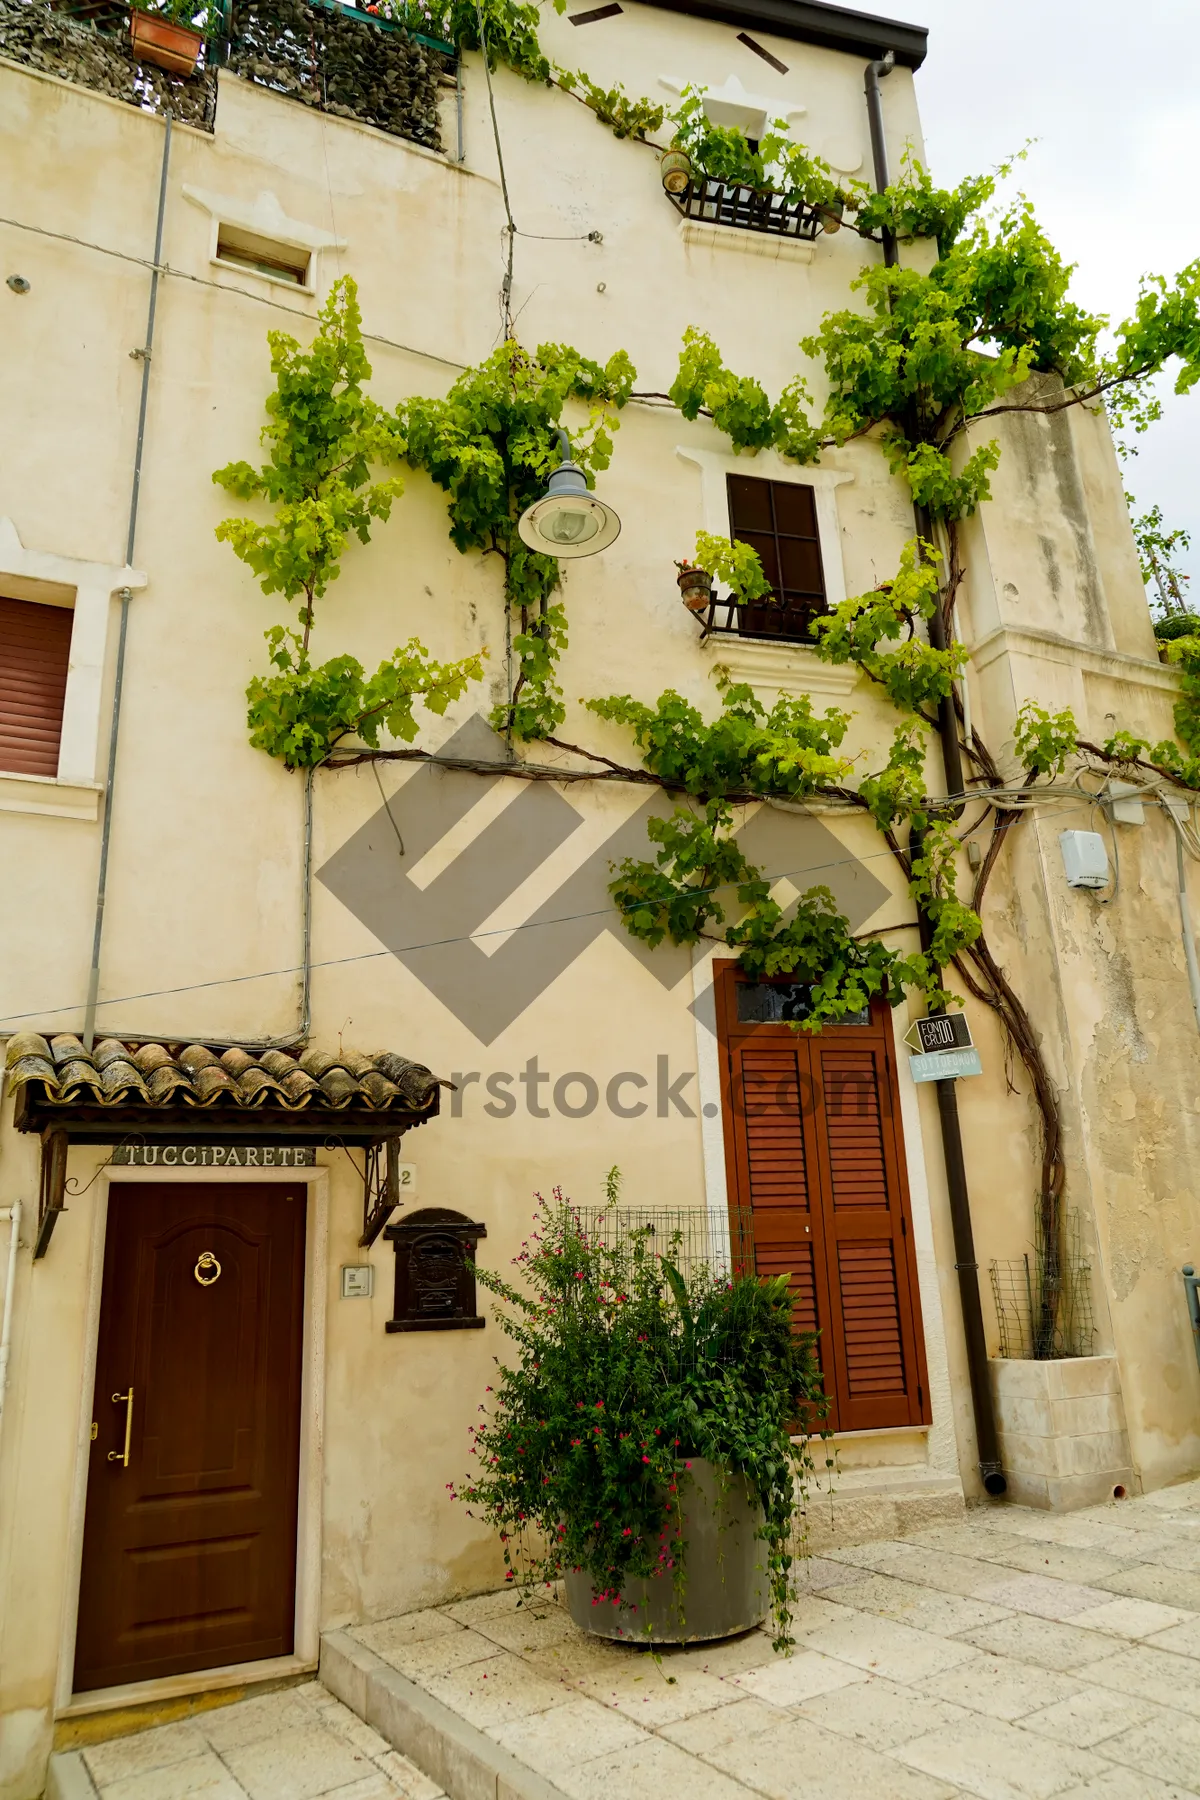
[1,2,1198,1793]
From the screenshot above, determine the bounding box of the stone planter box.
[563,1458,767,1643]
[989,1354,1137,1510]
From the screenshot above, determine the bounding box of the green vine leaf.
[213,276,402,639]
[246,627,486,769]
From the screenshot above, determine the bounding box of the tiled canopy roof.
[5,1033,442,1115]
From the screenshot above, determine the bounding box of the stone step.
[319,1629,571,1800]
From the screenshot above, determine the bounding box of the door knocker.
[194,1251,221,1286]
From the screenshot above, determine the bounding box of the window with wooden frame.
[0,594,74,778]
[714,962,931,1434]
[726,474,828,642]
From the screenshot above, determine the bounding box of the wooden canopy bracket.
[34,1128,69,1259]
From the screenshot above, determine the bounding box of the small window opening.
[216,226,311,287]
[727,473,828,642]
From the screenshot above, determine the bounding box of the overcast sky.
[907,0,1199,598]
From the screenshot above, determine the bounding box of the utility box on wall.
[1059,831,1110,890]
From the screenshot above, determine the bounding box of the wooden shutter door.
[808,1034,929,1431]
[0,595,73,777]
[716,964,930,1434]
[722,1035,830,1390]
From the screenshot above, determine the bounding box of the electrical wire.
[472,0,516,339]
[0,212,469,369]
[0,837,927,1030]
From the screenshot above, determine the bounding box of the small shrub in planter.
[1154,613,1200,642]
[451,1184,826,1650]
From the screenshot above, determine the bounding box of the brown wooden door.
[74,1183,306,1692]
[716,965,930,1434]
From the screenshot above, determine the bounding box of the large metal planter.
[564,1458,767,1644]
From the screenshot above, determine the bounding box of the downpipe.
[79,105,313,1055]
[83,109,173,1052]
[0,1202,22,1478]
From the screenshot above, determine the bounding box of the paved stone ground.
[77,1479,1200,1799]
[71,1682,444,1800]
[345,1479,1200,1800]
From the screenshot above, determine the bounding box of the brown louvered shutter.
[0,595,73,777]
[716,965,929,1434]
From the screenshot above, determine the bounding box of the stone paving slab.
[56,1682,443,1800]
[65,1480,1200,1800]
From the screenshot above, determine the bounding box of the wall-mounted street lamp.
[517,429,621,558]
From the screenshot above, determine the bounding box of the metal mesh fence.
[990,1209,1096,1359]
[556,1205,756,1283]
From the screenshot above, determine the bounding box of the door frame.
[55,1166,329,1710]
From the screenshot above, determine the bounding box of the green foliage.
[1154,611,1200,641]
[939,202,1103,386]
[609,798,757,946]
[1129,500,1193,614]
[1163,633,1200,764]
[669,329,821,462]
[416,0,552,81]
[693,532,773,602]
[909,817,982,970]
[857,724,929,828]
[854,151,998,255]
[587,676,853,798]
[397,338,634,737]
[1109,259,1200,404]
[554,66,664,138]
[670,87,845,210]
[213,277,402,637]
[246,627,485,768]
[1012,701,1078,778]
[454,1192,824,1649]
[802,264,1033,451]
[811,539,965,714]
[883,436,1000,521]
[726,885,937,1024]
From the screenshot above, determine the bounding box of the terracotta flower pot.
[677,567,712,613]
[129,10,204,75]
[660,149,694,197]
[564,1458,767,1644]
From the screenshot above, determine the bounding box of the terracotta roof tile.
[4,1032,442,1117]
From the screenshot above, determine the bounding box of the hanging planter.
[660,148,694,197]
[129,9,205,74]
[676,563,712,612]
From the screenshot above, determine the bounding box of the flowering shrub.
[450,1185,825,1650]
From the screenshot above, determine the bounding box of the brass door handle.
[108,1388,133,1466]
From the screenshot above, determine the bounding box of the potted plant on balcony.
[688,531,777,633]
[129,0,213,75]
[675,557,712,611]
[451,1182,825,1651]
[1154,612,1200,663]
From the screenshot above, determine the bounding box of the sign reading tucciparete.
[111,1144,317,1167]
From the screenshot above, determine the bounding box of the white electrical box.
[1105,780,1145,827]
[1060,830,1109,889]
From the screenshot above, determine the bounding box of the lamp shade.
[517,440,621,559]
